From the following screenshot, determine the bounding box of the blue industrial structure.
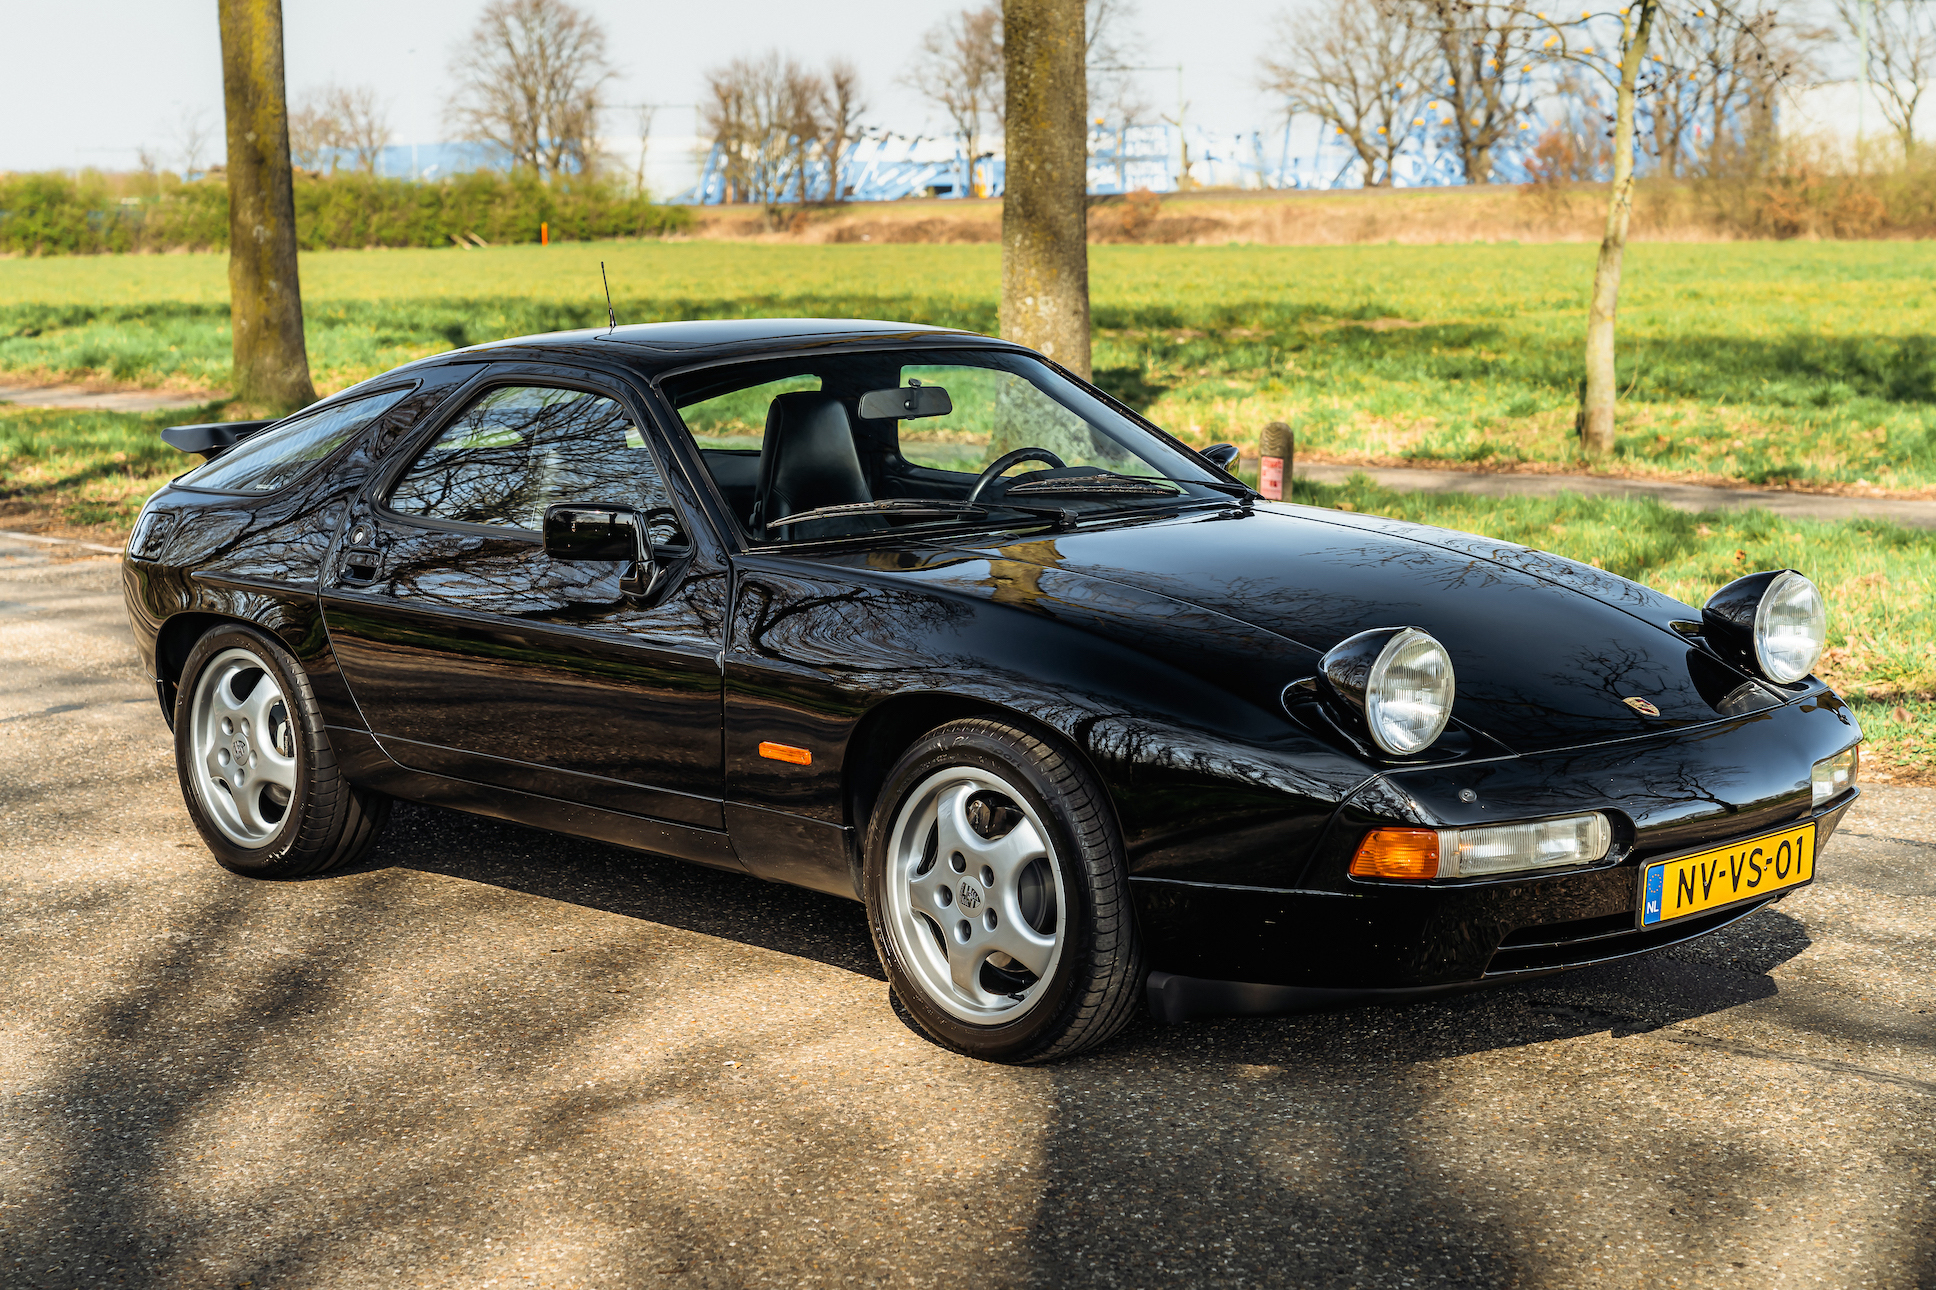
[666,117,1559,206]
[326,94,1740,203]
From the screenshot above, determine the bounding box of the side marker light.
[758,741,812,766]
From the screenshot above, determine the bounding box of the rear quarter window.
[177,386,414,494]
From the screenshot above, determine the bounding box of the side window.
[677,374,822,449]
[179,386,412,493]
[387,385,669,531]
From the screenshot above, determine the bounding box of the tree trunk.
[218,0,315,413]
[1581,0,1657,458]
[1001,0,1091,380]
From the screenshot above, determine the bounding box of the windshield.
[667,348,1230,544]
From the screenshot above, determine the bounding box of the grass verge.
[3,241,1935,491]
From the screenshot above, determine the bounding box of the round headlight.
[1320,627,1456,755]
[1754,570,1826,683]
[1702,569,1827,686]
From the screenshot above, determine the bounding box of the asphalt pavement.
[1,536,1931,1290]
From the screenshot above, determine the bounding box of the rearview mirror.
[543,503,649,563]
[858,384,953,421]
[1200,443,1240,469]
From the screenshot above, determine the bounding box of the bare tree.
[907,5,1006,169]
[632,104,656,196]
[217,0,315,412]
[1833,0,1933,159]
[702,53,826,205]
[1641,3,1821,178]
[1259,0,1436,186]
[1086,0,1151,122]
[171,106,216,175]
[448,0,613,180]
[288,96,337,173]
[1413,0,1546,184]
[291,85,392,174]
[326,85,392,173]
[818,61,868,201]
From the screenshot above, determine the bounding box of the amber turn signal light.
[758,741,812,766]
[1349,828,1441,880]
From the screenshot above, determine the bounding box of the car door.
[319,365,729,831]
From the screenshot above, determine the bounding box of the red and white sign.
[1259,455,1285,500]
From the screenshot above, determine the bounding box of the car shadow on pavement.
[13,798,1929,1288]
[321,802,1936,1287]
[348,799,887,981]
[365,802,1820,1057]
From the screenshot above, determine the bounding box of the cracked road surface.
[2,539,1932,1289]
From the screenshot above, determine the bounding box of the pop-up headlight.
[1321,627,1456,755]
[1702,569,1827,685]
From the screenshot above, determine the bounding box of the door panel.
[320,372,728,830]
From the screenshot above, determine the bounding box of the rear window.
[678,374,821,450]
[178,387,413,494]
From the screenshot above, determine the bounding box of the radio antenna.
[601,261,617,333]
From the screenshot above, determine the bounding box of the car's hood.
[938,502,1779,755]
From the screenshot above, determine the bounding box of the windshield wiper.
[1003,471,1258,501]
[1003,473,1183,499]
[765,498,1081,533]
[765,500,992,529]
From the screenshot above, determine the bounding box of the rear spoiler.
[160,419,276,460]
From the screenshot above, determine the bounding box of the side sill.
[327,725,742,874]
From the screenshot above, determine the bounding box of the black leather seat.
[754,392,885,541]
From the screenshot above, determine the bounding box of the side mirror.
[1200,443,1240,469]
[543,503,648,562]
[543,502,659,599]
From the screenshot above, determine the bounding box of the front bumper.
[1132,692,1861,1015]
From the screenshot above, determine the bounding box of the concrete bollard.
[1259,421,1293,500]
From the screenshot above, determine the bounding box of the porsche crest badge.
[1623,696,1662,716]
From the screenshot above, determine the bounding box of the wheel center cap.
[958,881,981,910]
[232,736,250,760]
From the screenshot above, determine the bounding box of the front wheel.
[174,623,390,877]
[863,718,1144,1063]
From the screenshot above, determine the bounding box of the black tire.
[863,717,1144,1063]
[173,623,390,878]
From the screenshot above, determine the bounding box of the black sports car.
[125,319,1862,1063]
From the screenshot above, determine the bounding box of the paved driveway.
[2,539,1931,1289]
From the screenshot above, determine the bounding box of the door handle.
[339,521,382,584]
[339,546,382,583]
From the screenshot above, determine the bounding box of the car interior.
[667,349,1213,544]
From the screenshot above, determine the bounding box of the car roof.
[418,318,1023,376]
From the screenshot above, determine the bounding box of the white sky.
[2,0,1283,174]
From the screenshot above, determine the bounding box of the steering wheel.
[965,448,1067,503]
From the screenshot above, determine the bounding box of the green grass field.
[0,239,1929,776]
[4,240,1935,490]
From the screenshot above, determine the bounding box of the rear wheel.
[864,718,1144,1063]
[174,624,389,877]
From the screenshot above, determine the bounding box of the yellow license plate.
[1640,822,1816,927]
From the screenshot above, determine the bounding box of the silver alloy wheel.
[187,647,299,846]
[883,767,1067,1024]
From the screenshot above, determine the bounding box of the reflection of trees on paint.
[389,386,667,531]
